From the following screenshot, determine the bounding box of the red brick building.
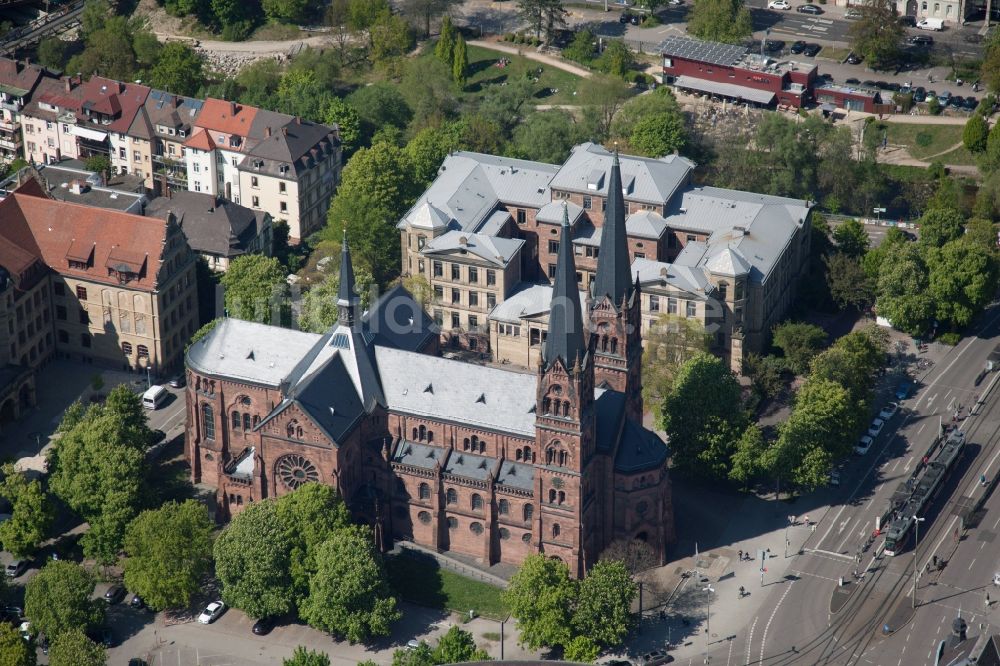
[185,158,675,576]
[660,36,818,108]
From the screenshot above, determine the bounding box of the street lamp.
[703,585,715,637]
[912,516,926,608]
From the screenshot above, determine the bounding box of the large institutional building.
[185,156,674,575]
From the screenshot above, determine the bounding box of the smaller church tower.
[338,231,360,328]
[590,151,642,420]
[535,205,595,574]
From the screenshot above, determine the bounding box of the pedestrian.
[982,474,988,487]
[738,548,743,561]
[739,585,745,598]
[804,515,810,526]
[986,593,991,607]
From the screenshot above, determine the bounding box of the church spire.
[593,148,632,307]
[337,230,360,328]
[543,204,586,369]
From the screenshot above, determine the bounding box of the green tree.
[47,629,105,666]
[276,68,334,122]
[502,554,575,650]
[572,560,636,647]
[0,463,55,558]
[981,29,1000,93]
[399,57,459,129]
[831,219,870,257]
[298,265,374,333]
[36,37,68,70]
[861,225,907,281]
[392,643,435,666]
[24,562,103,640]
[123,500,214,611]
[262,0,317,23]
[564,635,601,663]
[729,423,767,490]
[211,0,260,40]
[323,142,420,286]
[848,0,904,69]
[741,353,785,401]
[346,83,413,145]
[401,0,461,38]
[513,110,582,164]
[824,252,874,311]
[596,40,635,78]
[793,445,834,489]
[0,622,35,666]
[370,8,416,65]
[563,28,597,64]
[577,75,632,139]
[221,254,287,323]
[771,321,827,375]
[516,0,567,42]
[84,155,111,179]
[283,646,332,666]
[918,207,965,248]
[299,525,400,642]
[432,626,490,663]
[659,352,746,479]
[641,314,711,407]
[274,483,352,605]
[629,112,686,157]
[214,500,294,620]
[876,241,933,334]
[147,42,205,97]
[927,237,999,329]
[404,124,461,184]
[80,0,111,37]
[322,98,361,155]
[964,114,989,153]
[452,35,468,86]
[234,58,283,109]
[687,0,752,43]
[434,14,456,63]
[476,77,536,139]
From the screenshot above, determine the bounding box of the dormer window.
[178,128,187,137]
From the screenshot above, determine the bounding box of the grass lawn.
[385,551,507,620]
[461,45,584,107]
[933,144,979,166]
[818,47,850,63]
[882,123,966,160]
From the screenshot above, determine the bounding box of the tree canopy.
[283,646,332,666]
[517,0,568,42]
[47,629,106,666]
[848,0,904,69]
[0,622,35,666]
[0,463,55,558]
[24,561,103,640]
[221,255,288,323]
[687,0,752,43]
[771,321,827,375]
[641,314,712,407]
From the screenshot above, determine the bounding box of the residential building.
[145,190,272,272]
[136,89,204,193]
[0,58,45,162]
[184,98,257,203]
[20,74,85,165]
[0,161,147,213]
[660,35,818,108]
[0,177,199,376]
[185,224,674,576]
[401,143,812,372]
[79,77,150,168]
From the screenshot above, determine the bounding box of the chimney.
[281,127,288,137]
[64,77,72,92]
[265,126,271,138]
[230,101,237,116]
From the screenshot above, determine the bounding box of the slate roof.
[0,182,170,291]
[362,284,439,353]
[536,200,584,225]
[444,451,496,481]
[549,142,694,204]
[594,388,626,454]
[615,420,669,473]
[241,116,339,178]
[186,318,322,386]
[489,283,587,324]
[280,350,367,442]
[284,324,385,412]
[392,440,446,471]
[145,190,269,259]
[496,459,535,492]
[593,152,632,307]
[421,230,524,267]
[399,152,558,233]
[627,211,670,239]
[375,346,538,436]
[144,89,204,138]
[409,201,451,230]
[631,257,711,296]
[544,207,588,369]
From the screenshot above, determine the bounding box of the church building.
[184,156,674,576]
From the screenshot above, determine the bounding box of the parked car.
[769,0,791,8]
[950,95,965,108]
[765,39,786,52]
[128,660,148,666]
[790,40,807,53]
[829,469,841,486]
[913,87,927,102]
[855,435,874,455]
[938,90,952,103]
[639,650,675,666]
[845,7,862,18]
[797,4,823,13]
[252,616,277,635]
[875,80,890,90]
[899,14,918,26]
[846,52,863,64]
[879,402,900,420]
[964,96,979,110]
[198,601,226,624]
[168,374,185,388]
[104,585,126,604]
[802,43,822,56]
[129,594,145,610]
[909,35,934,46]
[4,559,26,578]
[87,627,114,648]
[868,418,886,438]
[846,77,861,85]
[619,11,631,23]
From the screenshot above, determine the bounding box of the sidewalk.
[468,39,594,78]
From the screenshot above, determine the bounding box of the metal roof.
[421,230,524,267]
[673,75,776,105]
[660,35,748,67]
[489,282,588,324]
[549,142,694,204]
[631,257,710,296]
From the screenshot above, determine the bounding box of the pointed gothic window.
[610,337,618,354]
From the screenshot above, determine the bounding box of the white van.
[916,17,944,30]
[142,385,168,410]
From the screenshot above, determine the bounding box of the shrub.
[915,131,934,148]
[928,97,942,115]
[938,331,962,345]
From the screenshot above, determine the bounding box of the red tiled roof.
[0,182,168,292]
[78,76,149,134]
[0,57,43,94]
[184,128,216,151]
[195,98,258,137]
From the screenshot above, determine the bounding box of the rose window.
[276,455,319,489]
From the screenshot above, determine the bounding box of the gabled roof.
[26,76,84,119]
[195,98,258,137]
[0,183,170,291]
[631,257,711,297]
[282,351,367,442]
[409,201,451,230]
[704,247,751,276]
[184,128,216,151]
[79,77,150,133]
[0,58,44,98]
[375,346,538,436]
[145,89,204,137]
[362,284,439,353]
[626,210,669,239]
[421,230,523,267]
[285,324,385,412]
[489,282,587,324]
[242,116,338,178]
[144,190,269,259]
[536,200,584,225]
[550,142,694,204]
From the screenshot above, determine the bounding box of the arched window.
[552,523,561,538]
[236,495,243,505]
[499,499,510,515]
[558,491,565,505]
[202,404,215,440]
[562,401,570,417]
[463,437,470,451]
[446,488,457,504]
[427,430,434,443]
[296,426,303,438]
[418,425,427,441]
[523,446,533,462]
[601,335,608,352]
[472,493,483,510]
[548,489,557,503]
[243,413,251,431]
[546,448,554,465]
[523,504,534,522]
[419,483,431,500]
[610,337,618,354]
[287,422,296,438]
[232,411,241,430]
[471,435,479,452]
[121,341,132,355]
[412,427,418,440]
[543,397,551,414]
[515,449,523,461]
[558,450,568,467]
[137,344,149,358]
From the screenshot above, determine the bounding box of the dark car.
[790,40,807,54]
[128,661,148,666]
[846,52,862,64]
[899,14,917,26]
[765,39,785,52]
[950,95,965,108]
[964,96,979,110]
[130,594,145,610]
[909,35,934,46]
[862,79,876,87]
[104,584,126,605]
[252,616,277,635]
[846,77,861,85]
[913,86,927,102]
[797,4,823,13]
[803,43,822,56]
[874,80,890,90]
[168,374,185,388]
[619,11,631,23]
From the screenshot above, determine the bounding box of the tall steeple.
[337,231,360,328]
[593,149,632,307]
[543,204,587,370]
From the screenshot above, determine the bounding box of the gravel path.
[468,39,593,78]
